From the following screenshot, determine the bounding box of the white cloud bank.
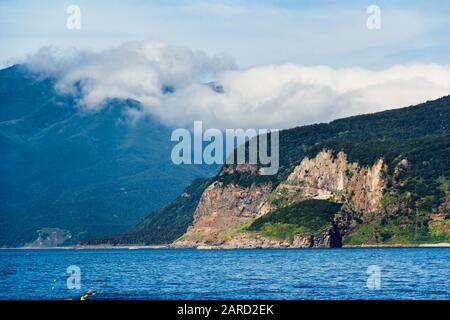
[25,41,450,130]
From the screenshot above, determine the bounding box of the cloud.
[25,40,450,130]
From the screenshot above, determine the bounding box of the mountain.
[84,178,210,245]
[0,65,218,246]
[90,95,450,247]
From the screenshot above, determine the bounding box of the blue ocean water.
[0,248,448,300]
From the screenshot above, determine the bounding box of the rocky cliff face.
[86,95,449,247]
[173,149,387,248]
[175,179,273,247]
[265,150,386,218]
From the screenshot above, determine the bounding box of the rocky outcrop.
[175,224,342,249]
[173,149,388,248]
[174,180,273,247]
[263,150,386,219]
[27,228,72,247]
[193,180,273,219]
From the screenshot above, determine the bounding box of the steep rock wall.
[264,150,386,219]
[173,149,387,248]
[174,180,273,247]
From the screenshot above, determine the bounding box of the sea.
[0,248,448,300]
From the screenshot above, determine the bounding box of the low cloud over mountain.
[25,40,450,129]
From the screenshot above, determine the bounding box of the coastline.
[0,245,170,250]
[342,243,450,248]
[1,243,450,250]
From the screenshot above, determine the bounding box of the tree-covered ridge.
[83,178,210,245]
[218,96,450,209]
[219,96,449,184]
[0,65,217,246]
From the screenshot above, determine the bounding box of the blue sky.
[1,0,450,68]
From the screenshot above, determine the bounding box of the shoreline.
[343,243,450,248]
[0,245,170,250]
[1,243,450,250]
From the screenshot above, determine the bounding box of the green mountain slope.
[84,178,210,245]
[94,95,450,246]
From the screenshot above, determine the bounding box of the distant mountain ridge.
[0,65,218,246]
[89,95,450,247]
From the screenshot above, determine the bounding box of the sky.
[1,0,450,129]
[2,0,450,68]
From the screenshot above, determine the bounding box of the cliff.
[173,96,450,248]
[88,95,450,247]
[173,150,387,248]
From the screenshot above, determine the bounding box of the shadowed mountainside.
[0,65,218,246]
